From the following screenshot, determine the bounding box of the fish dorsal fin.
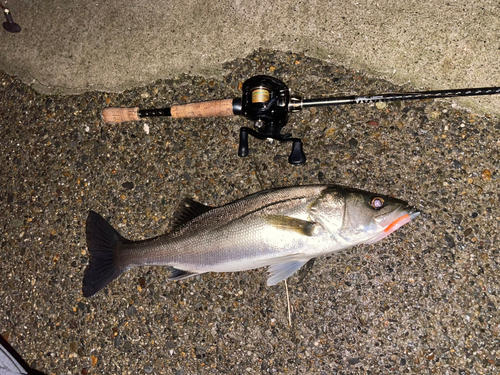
[267,259,309,285]
[171,198,213,230]
[265,215,316,236]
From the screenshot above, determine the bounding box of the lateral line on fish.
[167,192,318,239]
[221,195,315,224]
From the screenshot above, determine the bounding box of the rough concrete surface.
[1,0,500,114]
[1,50,500,374]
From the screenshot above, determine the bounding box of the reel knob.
[289,140,306,165]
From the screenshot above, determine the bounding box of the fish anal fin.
[267,259,309,286]
[171,198,213,230]
[265,215,316,236]
[167,267,199,281]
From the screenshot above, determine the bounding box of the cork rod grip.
[102,107,140,124]
[171,99,234,118]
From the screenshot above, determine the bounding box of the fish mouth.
[364,205,420,244]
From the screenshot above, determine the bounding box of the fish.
[83,185,419,297]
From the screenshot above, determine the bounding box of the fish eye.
[370,197,385,209]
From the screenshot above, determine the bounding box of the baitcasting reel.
[237,75,305,164]
[102,75,500,165]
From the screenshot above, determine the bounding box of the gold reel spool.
[251,87,271,103]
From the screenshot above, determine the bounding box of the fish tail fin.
[83,211,129,297]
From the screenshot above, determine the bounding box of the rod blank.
[301,87,500,108]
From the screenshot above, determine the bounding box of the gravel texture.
[1,50,499,374]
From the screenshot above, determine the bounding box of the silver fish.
[83,185,419,297]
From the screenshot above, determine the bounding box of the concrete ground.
[1,1,500,375]
[1,49,500,375]
[1,0,500,114]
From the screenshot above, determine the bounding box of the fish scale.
[83,185,419,297]
[119,186,327,267]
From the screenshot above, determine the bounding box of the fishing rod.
[102,75,500,165]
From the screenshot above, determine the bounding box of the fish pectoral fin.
[265,215,316,236]
[267,259,309,286]
[167,267,199,281]
[171,198,214,230]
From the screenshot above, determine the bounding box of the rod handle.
[171,99,235,118]
[102,107,140,124]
